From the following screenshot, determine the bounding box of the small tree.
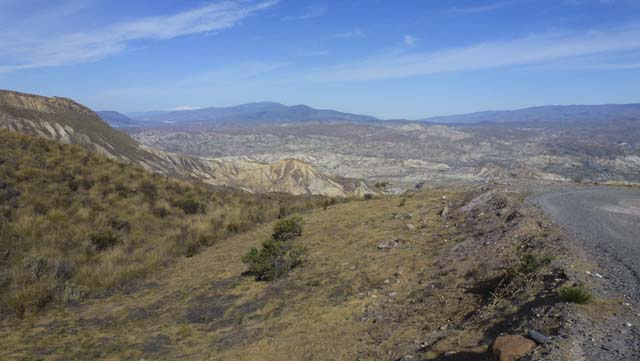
[242,216,305,281]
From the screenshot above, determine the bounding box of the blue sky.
[1,0,640,119]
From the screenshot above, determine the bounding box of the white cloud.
[302,25,640,81]
[284,5,327,20]
[0,1,279,73]
[168,106,202,111]
[447,1,517,14]
[403,35,417,47]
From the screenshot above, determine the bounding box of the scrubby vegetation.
[0,130,326,317]
[491,253,553,302]
[559,286,592,304]
[242,216,306,281]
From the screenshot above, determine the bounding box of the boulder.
[489,335,536,361]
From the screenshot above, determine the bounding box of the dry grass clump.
[0,130,328,317]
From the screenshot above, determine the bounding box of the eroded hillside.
[0,90,373,197]
[132,118,640,189]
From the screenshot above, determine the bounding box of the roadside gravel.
[530,185,640,360]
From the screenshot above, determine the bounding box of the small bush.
[23,256,51,281]
[176,198,205,215]
[272,216,303,242]
[559,286,592,304]
[363,193,374,200]
[54,260,75,280]
[152,206,169,218]
[242,216,306,281]
[139,181,158,203]
[518,254,552,275]
[89,230,121,252]
[109,216,131,232]
[322,198,337,210]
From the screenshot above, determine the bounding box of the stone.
[528,330,552,344]
[406,223,416,230]
[489,335,536,361]
[377,240,398,250]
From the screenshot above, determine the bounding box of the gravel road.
[532,186,640,300]
[530,185,640,360]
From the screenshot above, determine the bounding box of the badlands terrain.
[125,103,640,190]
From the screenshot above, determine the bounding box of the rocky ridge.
[0,90,372,197]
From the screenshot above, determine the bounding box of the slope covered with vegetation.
[1,179,575,360]
[0,130,328,317]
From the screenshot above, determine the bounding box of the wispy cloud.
[403,35,417,47]
[284,5,327,20]
[447,0,517,14]
[0,1,279,73]
[334,29,364,39]
[302,25,640,81]
[168,105,202,111]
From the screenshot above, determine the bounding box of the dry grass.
[0,187,470,360]
[0,161,568,360]
[0,130,330,317]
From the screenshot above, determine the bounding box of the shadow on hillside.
[464,269,566,340]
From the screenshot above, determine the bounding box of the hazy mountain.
[96,110,137,128]
[0,90,374,197]
[423,103,640,124]
[128,102,378,125]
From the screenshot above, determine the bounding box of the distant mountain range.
[120,102,378,126]
[97,102,640,128]
[423,104,640,124]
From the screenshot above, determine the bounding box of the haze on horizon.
[1,0,639,119]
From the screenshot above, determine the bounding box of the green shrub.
[363,193,374,200]
[272,216,303,242]
[242,216,306,281]
[518,254,552,275]
[559,286,592,304]
[89,230,121,252]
